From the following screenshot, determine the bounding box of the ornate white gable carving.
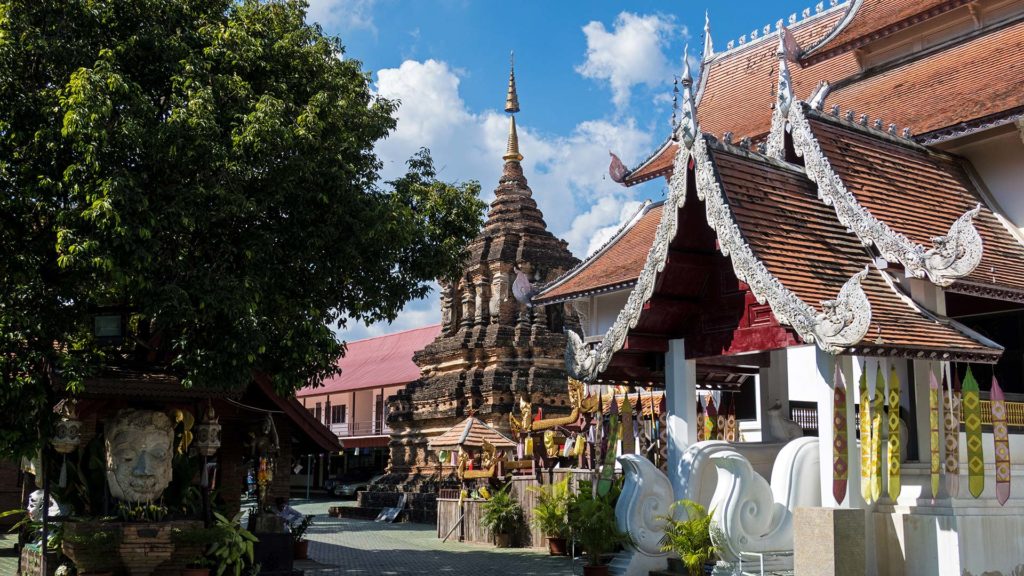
[692,134,872,353]
[788,102,984,286]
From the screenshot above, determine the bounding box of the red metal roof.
[297,324,440,397]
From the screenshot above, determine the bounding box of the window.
[314,402,322,423]
[331,405,346,424]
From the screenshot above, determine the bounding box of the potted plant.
[567,490,629,576]
[208,511,259,576]
[529,477,569,555]
[658,500,719,576]
[479,484,524,548]
[183,555,216,576]
[289,514,315,560]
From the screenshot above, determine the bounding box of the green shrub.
[480,484,524,537]
[658,500,719,574]
[567,489,629,566]
[528,477,569,539]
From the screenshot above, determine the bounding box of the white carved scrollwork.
[565,142,691,382]
[708,437,821,565]
[616,455,674,557]
[691,134,872,353]
[788,102,984,286]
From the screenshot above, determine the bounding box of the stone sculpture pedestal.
[793,507,865,576]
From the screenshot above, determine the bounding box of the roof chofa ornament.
[702,11,714,60]
[676,45,698,149]
[787,102,985,286]
[766,27,796,159]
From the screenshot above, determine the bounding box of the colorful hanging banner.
[705,394,718,441]
[962,367,984,498]
[870,363,884,503]
[696,400,706,442]
[991,376,1010,506]
[598,394,620,497]
[887,364,902,500]
[832,363,849,505]
[859,366,873,503]
[657,395,668,472]
[621,394,635,456]
[928,370,941,499]
[725,395,737,442]
[944,369,960,498]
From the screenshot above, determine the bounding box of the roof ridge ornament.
[676,45,697,149]
[766,27,796,159]
[703,11,714,60]
[671,75,679,134]
[788,102,985,286]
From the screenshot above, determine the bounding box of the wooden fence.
[437,469,599,548]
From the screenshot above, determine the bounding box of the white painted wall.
[950,129,1024,234]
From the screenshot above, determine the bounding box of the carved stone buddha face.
[104,409,174,503]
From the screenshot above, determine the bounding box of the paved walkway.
[291,500,577,575]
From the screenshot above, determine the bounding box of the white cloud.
[305,0,377,33]
[576,12,680,110]
[338,57,660,342]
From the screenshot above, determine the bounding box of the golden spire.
[502,51,523,162]
[504,115,523,162]
[504,51,520,113]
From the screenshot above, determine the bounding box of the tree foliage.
[0,0,485,458]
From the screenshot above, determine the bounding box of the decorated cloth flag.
[621,394,636,456]
[991,376,1010,506]
[928,370,941,499]
[598,393,620,497]
[725,395,738,442]
[657,395,668,472]
[859,366,873,503]
[962,367,984,498]
[887,364,902,500]
[832,364,849,505]
[944,370,961,497]
[696,400,706,442]
[870,363,884,503]
[704,394,718,441]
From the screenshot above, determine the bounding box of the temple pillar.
[665,338,697,499]
[759,348,791,433]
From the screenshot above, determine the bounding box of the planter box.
[63,519,204,576]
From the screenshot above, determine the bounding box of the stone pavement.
[0,533,16,576]
[290,499,577,575]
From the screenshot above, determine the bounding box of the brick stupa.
[363,57,579,519]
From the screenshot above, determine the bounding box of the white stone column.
[665,338,697,499]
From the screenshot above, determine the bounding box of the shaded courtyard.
[289,500,573,575]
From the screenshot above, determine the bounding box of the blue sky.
[313,0,823,341]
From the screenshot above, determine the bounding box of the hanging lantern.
[193,403,222,457]
[51,401,82,454]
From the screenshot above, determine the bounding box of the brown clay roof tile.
[708,142,1001,360]
[805,113,1024,299]
[824,20,1024,138]
[804,0,966,62]
[535,203,663,303]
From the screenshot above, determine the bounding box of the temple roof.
[297,324,440,397]
[427,415,517,451]
[622,5,855,186]
[708,140,999,361]
[799,109,1024,301]
[534,201,663,304]
[823,19,1024,139]
[801,0,967,64]
[620,3,1024,187]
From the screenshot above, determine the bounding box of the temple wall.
[950,129,1024,234]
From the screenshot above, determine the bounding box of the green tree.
[0,0,485,458]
